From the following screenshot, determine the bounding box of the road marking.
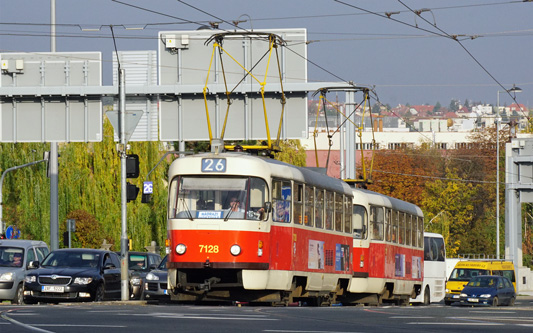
[408,322,504,326]
[389,316,434,319]
[34,324,127,328]
[0,310,54,333]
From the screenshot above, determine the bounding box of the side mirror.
[264,202,272,213]
[27,261,40,269]
[104,263,116,270]
[149,263,157,270]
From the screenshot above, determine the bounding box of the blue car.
[459,275,516,307]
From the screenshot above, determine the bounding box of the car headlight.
[230,244,241,256]
[146,272,158,281]
[445,288,449,293]
[24,275,36,283]
[176,243,187,255]
[460,293,467,297]
[130,277,141,286]
[480,294,492,298]
[0,272,15,282]
[73,277,93,285]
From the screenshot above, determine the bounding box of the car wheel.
[12,284,24,305]
[93,283,105,302]
[507,297,515,306]
[423,286,430,305]
[492,297,499,307]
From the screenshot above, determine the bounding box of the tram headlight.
[175,243,187,255]
[230,244,241,256]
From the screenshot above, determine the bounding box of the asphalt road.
[1,297,533,332]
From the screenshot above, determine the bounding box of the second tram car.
[166,151,424,305]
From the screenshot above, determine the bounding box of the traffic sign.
[143,181,153,194]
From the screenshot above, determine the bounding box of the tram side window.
[315,188,324,229]
[417,217,424,248]
[399,212,406,245]
[411,215,417,247]
[370,206,384,241]
[385,208,392,242]
[353,204,367,239]
[392,210,399,243]
[272,179,291,223]
[334,193,343,232]
[344,196,352,234]
[325,191,334,230]
[304,186,314,227]
[294,183,303,225]
[168,176,180,219]
[405,214,412,246]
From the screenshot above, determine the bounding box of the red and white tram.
[166,151,424,305]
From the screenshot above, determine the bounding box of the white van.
[0,239,49,304]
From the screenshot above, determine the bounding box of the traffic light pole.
[119,68,129,301]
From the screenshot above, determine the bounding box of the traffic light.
[127,182,140,202]
[126,154,140,178]
[126,154,140,202]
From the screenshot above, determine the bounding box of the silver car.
[0,239,49,304]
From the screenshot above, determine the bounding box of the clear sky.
[1,0,532,108]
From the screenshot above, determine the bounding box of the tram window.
[272,179,291,223]
[411,215,417,247]
[344,196,351,234]
[353,205,367,239]
[325,191,334,230]
[169,176,268,221]
[294,183,303,225]
[370,206,384,241]
[385,208,391,242]
[405,215,412,246]
[417,217,424,248]
[391,210,398,243]
[315,188,324,229]
[399,212,406,245]
[168,176,180,219]
[304,186,314,227]
[334,194,343,232]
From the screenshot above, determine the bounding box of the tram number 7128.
[199,245,220,253]
[201,158,226,172]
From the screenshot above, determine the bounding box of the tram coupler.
[200,277,221,291]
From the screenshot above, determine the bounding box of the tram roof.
[170,152,353,195]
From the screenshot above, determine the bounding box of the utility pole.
[50,0,59,251]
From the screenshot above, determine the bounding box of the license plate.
[467,298,479,303]
[163,289,168,295]
[452,295,460,299]
[42,285,64,293]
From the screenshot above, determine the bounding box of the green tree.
[422,169,477,257]
[274,140,307,167]
[433,102,442,114]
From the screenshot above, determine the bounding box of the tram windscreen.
[169,176,268,220]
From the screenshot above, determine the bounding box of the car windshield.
[157,255,168,270]
[467,276,498,288]
[448,268,490,281]
[42,251,100,268]
[168,176,268,220]
[0,247,24,267]
[129,254,149,271]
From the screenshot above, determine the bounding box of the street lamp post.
[496,84,522,259]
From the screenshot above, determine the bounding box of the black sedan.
[143,254,169,301]
[459,275,516,307]
[23,248,121,303]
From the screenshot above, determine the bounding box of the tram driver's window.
[353,205,367,239]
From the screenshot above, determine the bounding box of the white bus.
[410,232,446,305]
